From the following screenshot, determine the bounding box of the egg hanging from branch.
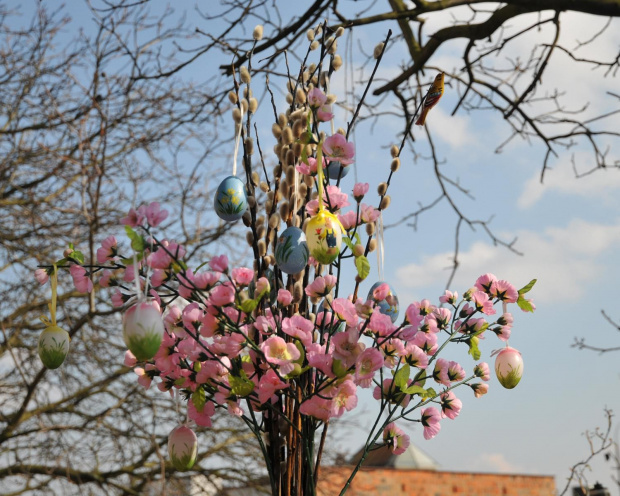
[214,176,248,222]
[305,210,342,265]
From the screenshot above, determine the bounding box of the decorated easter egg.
[367,281,400,323]
[275,227,309,274]
[122,300,165,360]
[38,325,70,369]
[305,211,342,265]
[168,425,198,471]
[326,160,350,180]
[214,176,248,222]
[494,347,523,389]
[317,299,346,333]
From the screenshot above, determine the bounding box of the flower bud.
[366,223,375,236]
[335,26,345,37]
[390,145,399,157]
[272,123,282,139]
[373,42,384,59]
[258,239,267,256]
[331,54,343,71]
[377,182,388,196]
[251,171,260,186]
[232,108,242,123]
[326,94,337,104]
[307,28,315,41]
[253,24,264,40]
[390,158,401,172]
[278,113,288,128]
[245,137,254,155]
[353,244,365,257]
[380,195,391,210]
[228,91,238,104]
[249,97,258,113]
[310,40,319,51]
[246,231,254,246]
[260,181,269,193]
[368,239,377,252]
[240,66,251,84]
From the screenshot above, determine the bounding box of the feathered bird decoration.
[415,73,444,126]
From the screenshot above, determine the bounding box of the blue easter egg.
[317,299,346,333]
[275,227,309,274]
[214,176,248,222]
[367,281,399,323]
[326,160,350,180]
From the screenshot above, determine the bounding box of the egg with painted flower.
[275,226,309,274]
[367,281,400,323]
[305,210,342,265]
[326,160,350,180]
[214,176,248,222]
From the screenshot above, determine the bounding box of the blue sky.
[14,0,620,492]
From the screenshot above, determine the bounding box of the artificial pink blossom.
[338,210,359,230]
[306,343,335,378]
[35,268,49,285]
[257,368,289,404]
[187,399,216,427]
[124,350,137,367]
[324,185,350,210]
[111,289,124,307]
[372,283,390,302]
[134,367,152,389]
[420,407,441,440]
[472,291,496,315]
[383,423,410,455]
[210,284,235,307]
[277,289,293,306]
[209,254,228,273]
[253,314,276,335]
[367,309,396,337]
[402,343,428,369]
[333,327,364,369]
[491,280,518,303]
[305,199,319,216]
[260,336,300,375]
[373,378,410,407]
[232,267,254,286]
[354,347,383,388]
[300,395,333,422]
[141,202,168,227]
[352,182,369,202]
[182,302,205,334]
[323,134,355,165]
[282,315,314,347]
[474,362,491,381]
[70,264,93,293]
[439,290,458,305]
[96,236,118,264]
[307,87,327,108]
[331,298,357,326]
[316,104,333,122]
[410,330,438,355]
[296,156,326,176]
[440,391,462,419]
[330,380,358,417]
[475,273,497,294]
[470,383,489,398]
[354,298,375,319]
[305,275,337,298]
[120,207,145,227]
[359,203,380,223]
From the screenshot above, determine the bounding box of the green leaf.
[240,299,258,314]
[120,252,144,266]
[68,250,85,264]
[402,385,426,395]
[229,372,255,397]
[353,232,361,245]
[332,359,349,379]
[517,295,535,313]
[124,225,145,252]
[518,279,537,295]
[472,322,489,337]
[468,336,481,361]
[355,255,370,280]
[424,387,437,399]
[192,387,206,412]
[342,237,355,252]
[394,364,410,390]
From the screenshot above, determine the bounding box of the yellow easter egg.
[305,211,342,265]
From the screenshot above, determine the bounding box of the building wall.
[317,467,556,496]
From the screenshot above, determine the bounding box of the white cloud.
[466,453,526,474]
[396,218,620,303]
[518,154,620,208]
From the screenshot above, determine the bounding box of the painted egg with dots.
[275,226,309,274]
[214,176,248,222]
[326,160,350,180]
[367,281,400,323]
[38,325,70,369]
[305,210,342,265]
[317,299,346,333]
